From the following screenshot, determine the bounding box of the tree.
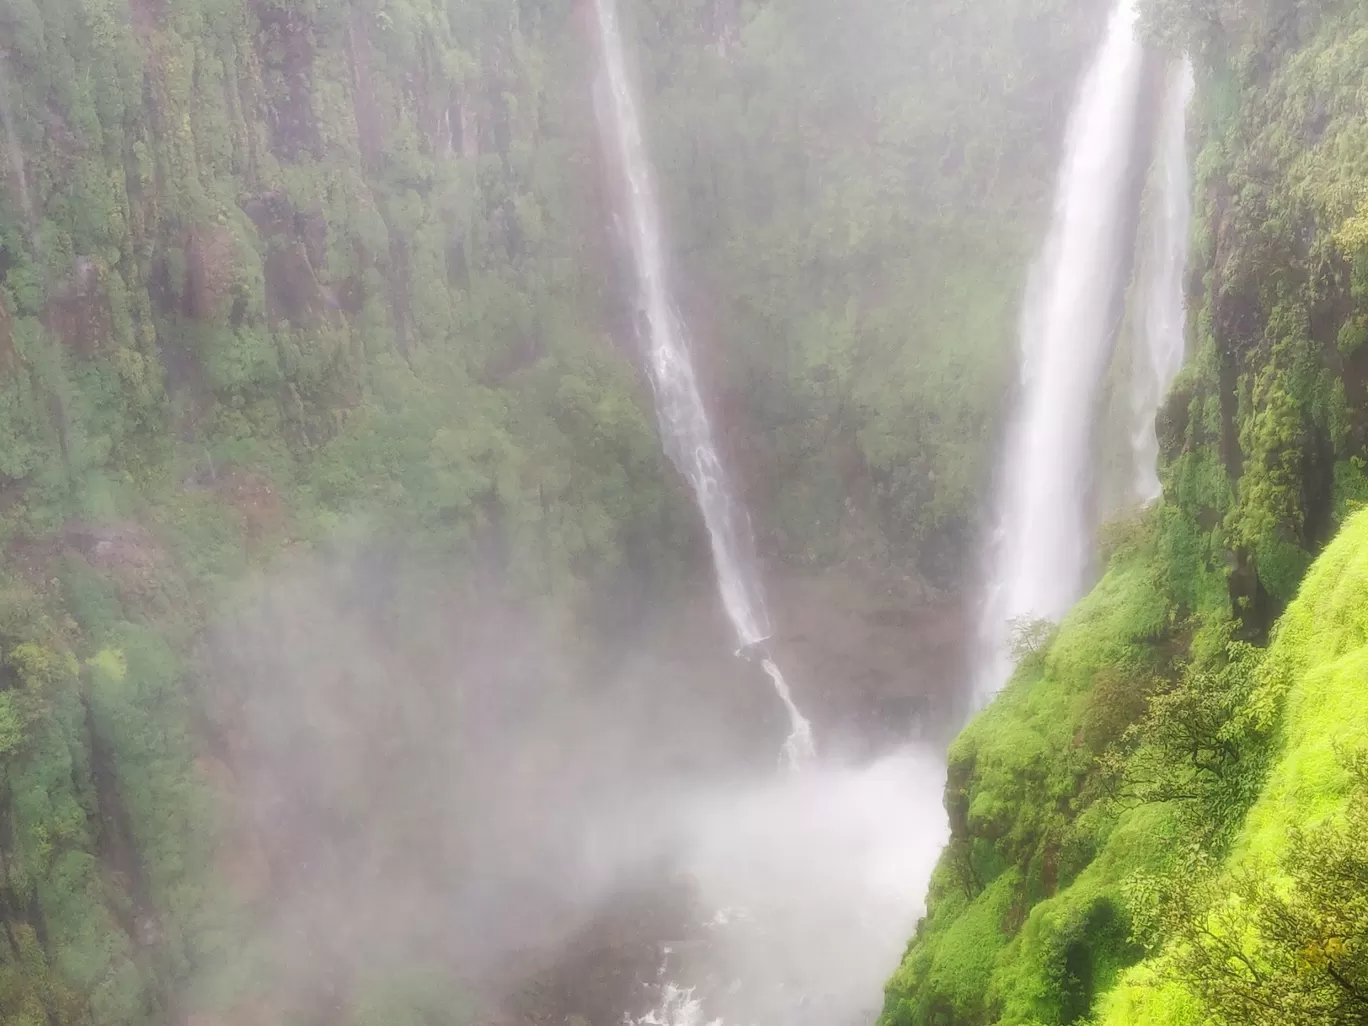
[1150,752,1368,1026]
[1009,616,1056,665]
[1113,637,1266,835]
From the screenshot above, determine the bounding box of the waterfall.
[1129,60,1195,504]
[976,0,1146,699]
[590,0,813,764]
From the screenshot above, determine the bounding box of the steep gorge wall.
[0,0,685,586]
[0,3,700,1024]
[0,1,1115,1023]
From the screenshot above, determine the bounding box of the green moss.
[890,504,1368,1026]
[883,534,1181,1025]
[1334,457,1368,520]
[885,868,1022,1025]
[1098,510,1368,1023]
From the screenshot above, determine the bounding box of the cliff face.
[881,2,1368,1022]
[0,0,688,579]
[620,0,1109,577]
[0,4,690,1024]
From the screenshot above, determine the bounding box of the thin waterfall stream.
[587,2,947,1023]
[590,0,812,766]
[0,55,36,240]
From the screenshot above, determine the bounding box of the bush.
[1150,752,1368,1026]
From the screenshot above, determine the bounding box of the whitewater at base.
[626,749,949,1026]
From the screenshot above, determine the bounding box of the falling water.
[590,0,813,763]
[588,5,950,1025]
[977,0,1146,699]
[1129,60,1195,504]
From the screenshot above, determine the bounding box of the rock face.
[64,521,169,607]
[0,288,14,375]
[47,256,115,358]
[770,566,971,750]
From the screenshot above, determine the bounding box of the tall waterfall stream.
[976,0,1148,701]
[591,0,813,769]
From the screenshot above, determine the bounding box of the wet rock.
[197,753,274,904]
[264,241,333,327]
[214,469,287,551]
[184,224,246,323]
[770,565,971,749]
[244,192,335,328]
[47,255,114,357]
[253,0,321,161]
[64,520,169,608]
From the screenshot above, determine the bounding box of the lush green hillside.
[0,4,689,1022]
[0,0,1101,1023]
[881,0,1368,1019]
[882,507,1368,1026]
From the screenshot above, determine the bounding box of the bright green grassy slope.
[881,527,1188,1026]
[1097,509,1368,1026]
[880,509,1368,1026]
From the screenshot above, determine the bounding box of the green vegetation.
[0,0,1106,1021]
[882,508,1368,1026]
[882,0,1368,1020]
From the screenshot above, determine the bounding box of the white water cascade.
[590,0,813,765]
[1129,60,1195,503]
[976,0,1147,700]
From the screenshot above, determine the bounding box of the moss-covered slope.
[882,504,1368,1025]
[882,1,1368,1018]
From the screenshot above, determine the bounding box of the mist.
[191,535,950,1024]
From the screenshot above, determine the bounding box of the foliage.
[1114,632,1267,837]
[884,0,1368,1014]
[636,0,1105,572]
[881,538,1176,1026]
[1008,617,1056,666]
[0,0,703,1019]
[885,507,1368,1026]
[1149,759,1368,1026]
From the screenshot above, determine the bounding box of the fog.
[197,536,950,1024]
